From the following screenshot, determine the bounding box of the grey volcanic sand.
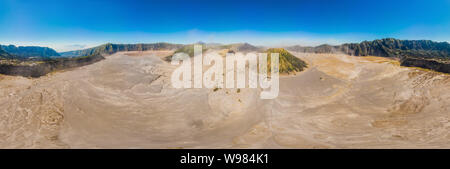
[0,51,449,148]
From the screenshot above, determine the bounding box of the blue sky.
[1,0,450,52]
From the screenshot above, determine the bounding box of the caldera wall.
[0,55,104,77]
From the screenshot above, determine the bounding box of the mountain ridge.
[287,38,450,59]
[0,45,60,59]
[287,38,450,73]
[266,48,308,74]
[0,48,13,59]
[60,43,184,57]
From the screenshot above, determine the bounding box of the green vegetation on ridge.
[0,45,60,59]
[265,48,308,74]
[287,38,450,60]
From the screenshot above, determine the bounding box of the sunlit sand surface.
[0,51,449,148]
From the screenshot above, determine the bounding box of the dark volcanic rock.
[0,55,104,77]
[400,57,450,73]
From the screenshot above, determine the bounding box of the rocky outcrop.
[339,38,450,59]
[0,55,104,77]
[400,57,450,73]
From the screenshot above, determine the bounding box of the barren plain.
[0,50,449,148]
